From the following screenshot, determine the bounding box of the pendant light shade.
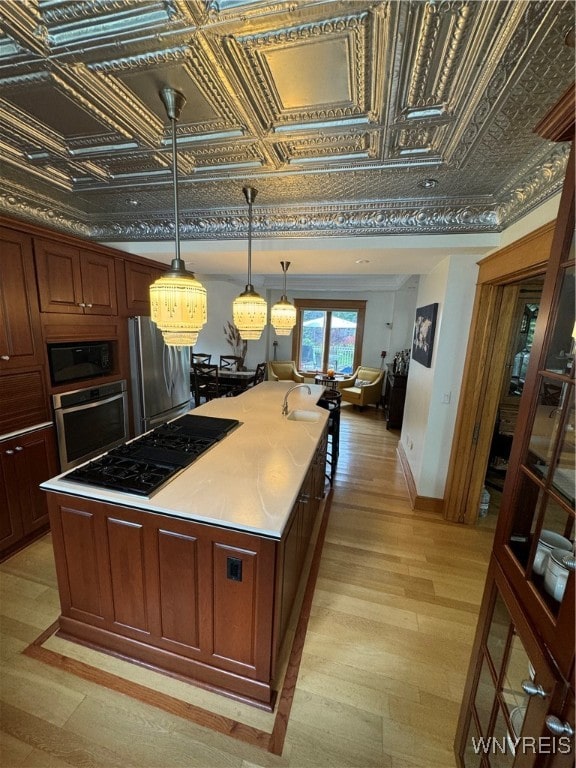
[150,86,207,346]
[232,186,267,341]
[271,261,297,336]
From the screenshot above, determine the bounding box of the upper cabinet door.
[35,238,84,313]
[0,227,43,369]
[34,239,117,315]
[121,260,164,316]
[80,250,117,315]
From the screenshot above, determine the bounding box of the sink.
[287,409,320,422]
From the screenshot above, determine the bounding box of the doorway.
[443,220,555,525]
[482,280,544,521]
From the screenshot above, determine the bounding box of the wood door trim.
[443,223,553,524]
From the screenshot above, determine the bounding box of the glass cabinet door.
[497,254,575,676]
[458,565,568,768]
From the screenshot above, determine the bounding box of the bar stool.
[318,388,341,485]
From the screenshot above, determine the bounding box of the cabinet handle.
[86,303,93,308]
[1,355,9,360]
[78,302,86,307]
[5,449,14,454]
[545,715,574,737]
[15,446,23,451]
[521,679,548,698]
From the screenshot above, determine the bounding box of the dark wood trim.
[533,81,575,142]
[0,214,166,270]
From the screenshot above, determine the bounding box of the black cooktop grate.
[64,414,240,496]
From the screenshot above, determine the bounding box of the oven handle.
[55,391,126,416]
[54,390,129,471]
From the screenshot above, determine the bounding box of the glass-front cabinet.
[458,563,572,768]
[496,240,575,677]
[456,86,575,767]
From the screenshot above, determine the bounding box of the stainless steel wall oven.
[53,380,128,470]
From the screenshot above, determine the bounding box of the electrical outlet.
[226,556,243,582]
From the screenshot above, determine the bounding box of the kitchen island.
[41,382,329,709]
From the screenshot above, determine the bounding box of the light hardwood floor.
[1,403,496,768]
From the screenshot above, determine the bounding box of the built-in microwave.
[47,340,114,386]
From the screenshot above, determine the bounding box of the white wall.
[401,254,479,499]
[193,277,267,369]
[265,287,419,368]
[192,280,419,373]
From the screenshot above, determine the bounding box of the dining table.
[217,367,256,393]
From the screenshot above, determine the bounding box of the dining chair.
[249,362,266,387]
[220,355,242,370]
[191,362,220,404]
[192,352,212,364]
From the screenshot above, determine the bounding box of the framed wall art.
[412,303,438,368]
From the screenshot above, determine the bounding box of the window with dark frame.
[292,299,366,374]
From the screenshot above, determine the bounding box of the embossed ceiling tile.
[273,130,373,165]
[38,0,199,56]
[7,72,112,139]
[225,9,371,130]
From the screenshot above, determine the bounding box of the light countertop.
[41,382,328,539]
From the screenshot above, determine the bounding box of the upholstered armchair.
[338,366,384,408]
[267,360,305,383]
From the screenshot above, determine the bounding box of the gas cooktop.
[64,414,240,497]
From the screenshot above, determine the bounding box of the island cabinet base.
[46,437,327,709]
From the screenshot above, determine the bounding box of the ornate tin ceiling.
[0,0,574,250]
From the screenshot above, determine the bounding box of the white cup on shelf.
[544,548,574,602]
[533,530,572,575]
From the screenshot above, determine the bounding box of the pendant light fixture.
[271,261,297,336]
[149,87,207,346]
[232,186,267,340]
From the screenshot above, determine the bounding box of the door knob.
[545,715,574,737]
[521,679,548,698]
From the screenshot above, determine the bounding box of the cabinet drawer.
[0,369,50,434]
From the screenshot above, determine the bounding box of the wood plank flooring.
[1,403,496,768]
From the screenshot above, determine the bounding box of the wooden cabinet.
[0,227,44,370]
[0,226,51,434]
[383,371,407,429]
[456,84,575,766]
[35,238,117,315]
[0,425,58,559]
[45,426,327,707]
[120,260,164,315]
[458,561,573,768]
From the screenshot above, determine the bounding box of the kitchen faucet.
[282,383,311,416]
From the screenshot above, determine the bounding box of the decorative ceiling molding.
[0,0,573,251]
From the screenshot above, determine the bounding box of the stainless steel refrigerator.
[128,316,191,435]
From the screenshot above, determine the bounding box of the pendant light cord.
[170,111,182,267]
[243,186,257,289]
[280,260,290,298]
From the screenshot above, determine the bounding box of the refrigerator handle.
[163,344,172,395]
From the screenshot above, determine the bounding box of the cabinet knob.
[78,302,86,307]
[5,449,14,454]
[1,355,9,360]
[86,303,93,308]
[545,715,574,737]
[521,679,548,698]
[15,445,23,451]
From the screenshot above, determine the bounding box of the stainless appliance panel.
[129,317,191,435]
[53,380,128,470]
